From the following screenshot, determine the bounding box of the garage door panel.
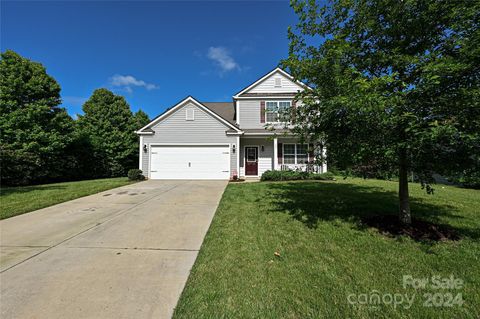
[150,146,230,180]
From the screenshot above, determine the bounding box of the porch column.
[321,145,327,173]
[273,137,278,170]
[139,135,143,170]
[236,136,240,176]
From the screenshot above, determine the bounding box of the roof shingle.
[202,102,236,126]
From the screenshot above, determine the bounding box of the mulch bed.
[362,215,460,242]
[229,179,246,183]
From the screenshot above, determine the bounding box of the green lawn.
[0,178,135,219]
[174,178,480,319]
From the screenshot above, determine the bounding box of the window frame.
[265,100,291,124]
[283,143,296,164]
[282,143,309,165]
[296,144,308,164]
[246,147,257,163]
[186,108,195,121]
[274,77,282,88]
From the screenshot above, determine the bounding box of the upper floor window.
[265,101,291,123]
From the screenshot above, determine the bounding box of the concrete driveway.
[0,180,227,319]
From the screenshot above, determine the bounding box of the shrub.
[260,170,335,181]
[127,169,145,181]
[448,169,480,189]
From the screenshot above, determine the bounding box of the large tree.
[133,109,150,131]
[283,0,480,224]
[77,89,138,177]
[0,50,75,185]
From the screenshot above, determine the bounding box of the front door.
[245,147,258,176]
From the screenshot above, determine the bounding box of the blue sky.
[1,1,299,118]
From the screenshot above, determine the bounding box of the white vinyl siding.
[238,100,293,129]
[249,71,304,93]
[238,100,261,128]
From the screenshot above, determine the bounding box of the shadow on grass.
[264,181,479,240]
[0,185,68,197]
[0,185,68,196]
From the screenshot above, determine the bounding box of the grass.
[0,177,135,219]
[174,178,480,319]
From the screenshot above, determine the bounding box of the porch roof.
[227,128,293,136]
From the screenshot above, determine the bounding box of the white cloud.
[109,74,158,92]
[207,47,240,73]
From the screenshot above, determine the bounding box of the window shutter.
[291,100,296,123]
[278,143,283,164]
[260,101,265,123]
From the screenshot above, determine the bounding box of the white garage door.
[150,145,230,180]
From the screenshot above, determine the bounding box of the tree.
[133,109,150,131]
[77,88,138,177]
[283,0,480,224]
[0,50,75,185]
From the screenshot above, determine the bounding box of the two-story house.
[136,68,327,179]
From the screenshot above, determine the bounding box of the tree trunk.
[398,151,411,224]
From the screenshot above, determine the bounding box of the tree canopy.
[283,0,480,223]
[78,88,141,177]
[0,50,75,185]
[133,109,150,131]
[1,50,149,185]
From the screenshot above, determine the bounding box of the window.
[296,144,308,164]
[283,144,309,164]
[246,147,257,162]
[265,101,291,123]
[283,144,296,164]
[274,77,282,87]
[266,101,278,123]
[186,109,194,121]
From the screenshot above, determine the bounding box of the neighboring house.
[136,68,327,180]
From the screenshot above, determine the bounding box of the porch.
[238,136,327,178]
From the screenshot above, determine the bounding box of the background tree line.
[0,50,150,186]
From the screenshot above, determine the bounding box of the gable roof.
[136,96,241,134]
[233,67,311,98]
[202,102,236,126]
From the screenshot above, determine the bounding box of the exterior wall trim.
[235,100,240,125]
[148,143,231,146]
[139,135,143,170]
[236,136,240,177]
[273,137,278,170]
[243,133,294,136]
[234,96,297,100]
[233,67,311,98]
